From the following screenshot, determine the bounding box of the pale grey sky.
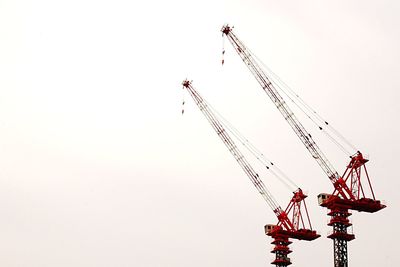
[0,0,398,266]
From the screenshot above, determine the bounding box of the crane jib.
[182,80,321,236]
[222,26,348,195]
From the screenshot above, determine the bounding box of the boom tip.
[221,24,232,35]
[182,79,191,88]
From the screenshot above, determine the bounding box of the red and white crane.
[221,25,385,267]
[182,79,319,267]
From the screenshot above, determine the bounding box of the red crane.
[182,79,319,267]
[221,25,386,267]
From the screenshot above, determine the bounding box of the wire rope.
[204,99,299,191]
[246,48,358,155]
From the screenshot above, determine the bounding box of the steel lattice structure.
[221,25,385,267]
[183,80,319,266]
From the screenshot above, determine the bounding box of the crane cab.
[265,224,278,235]
[318,193,332,206]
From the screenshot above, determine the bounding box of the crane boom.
[221,26,340,185]
[182,80,283,216]
[182,79,320,236]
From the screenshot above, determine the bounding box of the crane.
[182,79,319,266]
[221,25,386,267]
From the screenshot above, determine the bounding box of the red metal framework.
[269,233,292,266]
[221,25,385,267]
[182,80,319,266]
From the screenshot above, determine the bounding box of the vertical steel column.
[326,206,354,267]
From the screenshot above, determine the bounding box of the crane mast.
[221,25,385,267]
[182,79,319,266]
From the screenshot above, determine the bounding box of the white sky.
[0,0,399,266]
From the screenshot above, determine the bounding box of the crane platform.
[318,193,386,213]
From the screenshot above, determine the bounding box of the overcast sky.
[0,0,399,266]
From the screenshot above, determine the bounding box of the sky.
[0,0,399,266]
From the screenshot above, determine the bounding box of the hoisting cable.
[264,66,356,156]
[251,49,358,153]
[204,99,299,191]
[182,86,186,115]
[219,117,298,191]
[247,48,358,155]
[222,33,225,65]
[222,35,355,155]
[219,119,298,191]
[216,112,296,191]
[269,76,353,156]
[263,64,358,153]
[183,84,283,211]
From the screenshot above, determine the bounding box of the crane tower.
[182,79,319,266]
[221,25,385,267]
